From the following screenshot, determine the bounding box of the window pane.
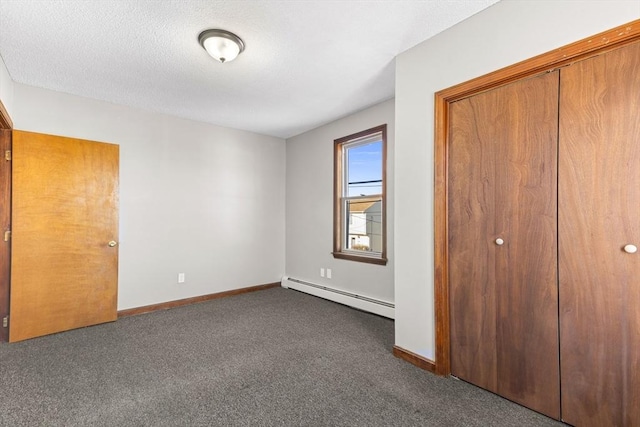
[346,140,382,197]
[333,124,387,264]
[345,198,383,253]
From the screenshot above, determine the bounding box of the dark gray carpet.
[0,287,562,426]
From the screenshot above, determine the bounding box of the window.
[333,124,387,265]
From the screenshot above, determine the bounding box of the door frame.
[433,19,640,376]
[0,97,13,342]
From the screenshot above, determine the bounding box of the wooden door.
[559,41,640,426]
[449,71,560,418]
[10,131,119,342]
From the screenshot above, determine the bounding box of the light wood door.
[449,71,560,418]
[559,41,640,426]
[10,131,119,342]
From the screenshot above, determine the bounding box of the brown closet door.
[559,41,640,427]
[449,71,560,418]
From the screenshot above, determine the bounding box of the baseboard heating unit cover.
[281,276,394,319]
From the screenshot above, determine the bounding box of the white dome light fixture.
[198,29,245,63]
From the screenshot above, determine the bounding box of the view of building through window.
[345,140,383,252]
[333,124,387,264]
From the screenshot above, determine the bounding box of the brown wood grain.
[0,99,12,130]
[434,19,640,379]
[449,72,560,419]
[449,91,498,392]
[393,345,436,373]
[118,282,281,318]
[493,73,560,420]
[433,93,451,376]
[10,131,119,342]
[558,40,640,427]
[0,129,10,342]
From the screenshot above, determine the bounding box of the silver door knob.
[495,238,504,246]
[623,244,637,254]
[108,241,117,247]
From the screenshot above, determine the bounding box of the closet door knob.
[495,238,504,246]
[623,244,637,254]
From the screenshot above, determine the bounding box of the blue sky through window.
[347,140,382,197]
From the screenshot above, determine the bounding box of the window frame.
[333,124,387,265]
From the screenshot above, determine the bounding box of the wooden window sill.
[332,252,388,265]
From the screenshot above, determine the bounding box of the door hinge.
[3,230,10,242]
[2,316,7,328]
[4,150,10,161]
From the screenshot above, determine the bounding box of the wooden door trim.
[0,98,11,342]
[434,19,640,376]
[0,99,12,130]
[0,130,10,342]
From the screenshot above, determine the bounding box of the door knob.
[495,238,504,246]
[623,244,637,254]
[108,241,118,247]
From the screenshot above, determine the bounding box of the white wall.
[395,0,640,361]
[12,83,286,310]
[285,99,394,307]
[0,54,14,120]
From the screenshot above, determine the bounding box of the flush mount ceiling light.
[198,29,245,63]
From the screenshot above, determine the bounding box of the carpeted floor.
[0,287,563,426]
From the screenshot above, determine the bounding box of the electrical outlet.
[320,268,325,277]
[178,273,185,283]
[327,269,332,279]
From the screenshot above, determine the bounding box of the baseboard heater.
[281,276,394,319]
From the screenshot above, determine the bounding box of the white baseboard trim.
[281,276,394,319]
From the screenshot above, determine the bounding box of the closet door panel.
[495,73,560,419]
[449,91,498,392]
[450,72,560,418]
[559,41,640,427]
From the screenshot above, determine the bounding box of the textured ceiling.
[0,0,499,138]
